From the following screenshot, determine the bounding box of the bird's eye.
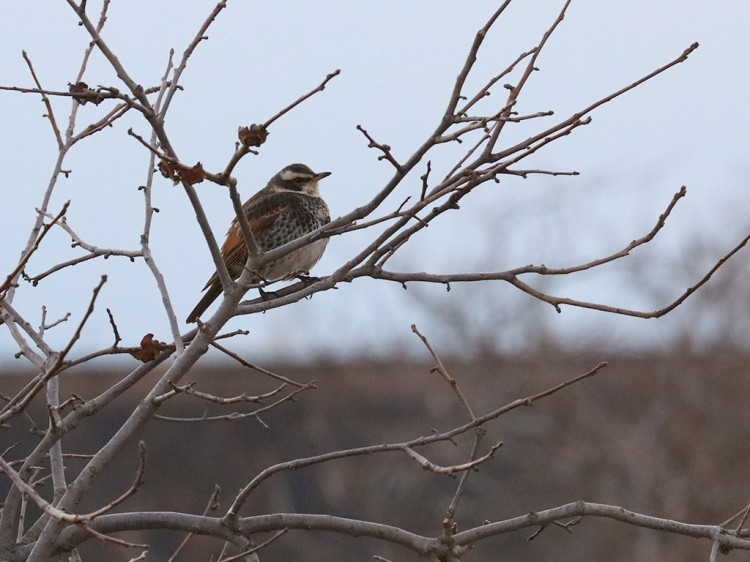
[294,177,306,183]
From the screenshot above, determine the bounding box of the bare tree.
[1,1,749,560]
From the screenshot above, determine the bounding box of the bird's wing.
[201,194,294,290]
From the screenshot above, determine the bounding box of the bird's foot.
[296,274,321,286]
[258,287,280,300]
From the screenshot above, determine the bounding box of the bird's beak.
[315,171,332,180]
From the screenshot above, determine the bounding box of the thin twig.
[58,276,107,362]
[443,0,514,119]
[218,529,288,562]
[403,442,502,475]
[160,1,229,118]
[456,47,536,116]
[264,69,341,129]
[0,441,146,523]
[357,125,403,172]
[141,49,185,354]
[106,308,121,346]
[411,324,475,420]
[483,0,572,157]
[167,485,221,562]
[444,429,486,526]
[0,276,107,425]
[224,361,608,520]
[506,231,750,317]
[21,51,62,147]
[1,202,70,293]
[81,522,148,550]
[206,68,341,187]
[155,384,314,424]
[155,381,287,406]
[735,504,750,535]
[209,341,310,388]
[74,102,131,142]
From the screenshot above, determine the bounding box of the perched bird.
[186,163,331,323]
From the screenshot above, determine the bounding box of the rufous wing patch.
[216,201,292,276]
[220,222,245,257]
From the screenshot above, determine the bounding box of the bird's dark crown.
[270,163,329,193]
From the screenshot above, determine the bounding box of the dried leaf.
[130,333,168,363]
[238,124,268,147]
[179,162,206,185]
[158,158,178,183]
[158,159,205,185]
[69,81,88,94]
[68,81,104,105]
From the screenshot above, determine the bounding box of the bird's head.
[269,163,331,196]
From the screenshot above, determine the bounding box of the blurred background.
[2,2,750,560]
[4,354,750,560]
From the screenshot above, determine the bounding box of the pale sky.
[2,1,749,362]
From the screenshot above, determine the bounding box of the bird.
[186,163,331,323]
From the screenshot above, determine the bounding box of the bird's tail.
[185,283,223,323]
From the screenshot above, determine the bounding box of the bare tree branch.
[411,324,475,420]
[0,441,145,524]
[1,202,70,294]
[166,485,221,562]
[50,500,750,560]
[21,51,62,148]
[1,2,740,560]
[224,361,607,520]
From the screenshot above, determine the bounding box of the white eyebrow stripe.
[280,170,309,181]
